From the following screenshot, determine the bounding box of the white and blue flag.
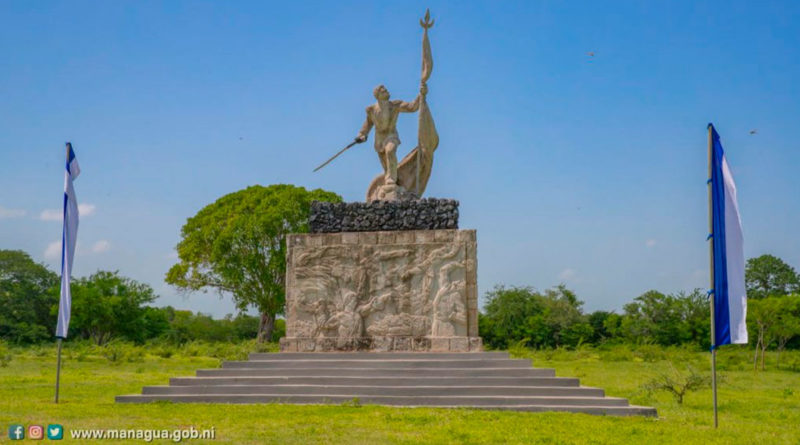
[709,125,748,346]
[55,143,80,339]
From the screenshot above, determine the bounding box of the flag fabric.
[709,125,748,346]
[55,144,80,339]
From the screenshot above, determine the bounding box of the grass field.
[1,341,798,444]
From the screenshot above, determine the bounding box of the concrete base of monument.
[115,351,657,416]
[279,336,483,352]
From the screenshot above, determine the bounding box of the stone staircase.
[116,352,656,416]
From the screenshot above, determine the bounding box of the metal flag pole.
[707,124,718,428]
[54,142,70,404]
[55,337,63,403]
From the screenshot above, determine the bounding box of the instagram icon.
[28,425,44,440]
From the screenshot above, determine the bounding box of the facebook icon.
[8,424,25,440]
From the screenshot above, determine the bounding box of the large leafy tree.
[69,270,162,345]
[0,250,59,343]
[745,254,800,299]
[165,184,341,342]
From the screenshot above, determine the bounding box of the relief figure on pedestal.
[431,263,468,336]
[325,290,390,346]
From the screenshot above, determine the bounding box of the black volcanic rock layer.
[309,198,459,233]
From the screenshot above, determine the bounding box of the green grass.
[1,342,798,444]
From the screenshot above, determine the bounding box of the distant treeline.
[2,249,798,356]
[480,254,800,356]
[479,255,800,350]
[0,250,283,345]
[480,285,709,349]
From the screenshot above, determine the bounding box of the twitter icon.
[47,424,64,440]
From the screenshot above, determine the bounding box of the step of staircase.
[116,352,657,417]
[195,367,557,378]
[143,384,604,397]
[248,352,511,360]
[222,359,533,369]
[117,393,629,406]
[171,376,570,386]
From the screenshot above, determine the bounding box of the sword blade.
[313,140,358,172]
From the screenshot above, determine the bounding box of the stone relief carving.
[286,236,471,341]
[431,263,468,337]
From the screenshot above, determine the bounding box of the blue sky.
[1,1,798,317]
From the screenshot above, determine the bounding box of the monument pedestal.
[281,228,481,352]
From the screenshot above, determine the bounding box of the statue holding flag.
[315,10,439,202]
[356,81,428,201]
[363,9,438,201]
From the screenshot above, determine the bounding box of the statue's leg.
[384,140,398,185]
[376,147,388,174]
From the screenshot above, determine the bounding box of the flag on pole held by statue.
[709,125,748,346]
[55,143,80,339]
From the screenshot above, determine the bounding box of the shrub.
[64,340,94,362]
[100,342,126,363]
[125,347,145,363]
[155,345,175,359]
[633,344,668,362]
[0,341,12,367]
[599,345,636,362]
[641,363,711,404]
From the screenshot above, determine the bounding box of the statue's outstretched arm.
[396,94,421,113]
[356,107,373,142]
[397,83,427,112]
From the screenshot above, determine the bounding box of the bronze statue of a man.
[356,82,428,186]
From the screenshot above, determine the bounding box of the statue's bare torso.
[366,100,405,149]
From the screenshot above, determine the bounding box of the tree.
[479,285,590,349]
[540,285,592,347]
[619,289,709,348]
[0,250,59,343]
[68,270,160,345]
[165,184,341,342]
[587,311,614,343]
[480,286,540,349]
[745,254,800,299]
[748,297,782,371]
[768,295,800,369]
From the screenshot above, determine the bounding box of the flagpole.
[707,124,718,428]
[54,142,70,404]
[55,337,63,403]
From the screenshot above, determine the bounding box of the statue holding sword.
[355,82,427,188]
[314,10,439,202]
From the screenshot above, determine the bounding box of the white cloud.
[645,239,657,248]
[39,209,61,221]
[558,268,577,281]
[0,206,26,219]
[40,203,96,221]
[44,240,62,260]
[78,203,96,216]
[91,240,111,253]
